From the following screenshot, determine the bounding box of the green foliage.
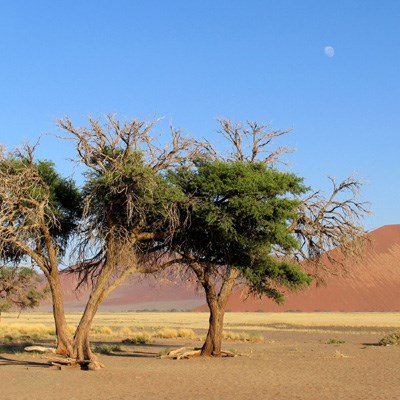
[170,160,311,301]
[378,332,400,346]
[0,266,47,317]
[0,299,12,314]
[0,156,82,263]
[36,161,82,248]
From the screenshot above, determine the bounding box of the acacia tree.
[57,115,201,368]
[168,119,368,356]
[0,266,47,321]
[0,149,81,354]
[169,160,311,356]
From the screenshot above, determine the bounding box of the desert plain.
[0,311,399,400]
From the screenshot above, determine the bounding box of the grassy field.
[1,311,400,342]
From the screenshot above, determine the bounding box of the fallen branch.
[160,347,242,359]
[24,346,56,354]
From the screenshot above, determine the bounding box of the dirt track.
[1,330,399,400]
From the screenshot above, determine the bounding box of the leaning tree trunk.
[72,258,129,369]
[73,305,99,369]
[47,272,73,356]
[72,284,106,370]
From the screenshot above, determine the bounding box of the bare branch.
[289,174,370,278]
[216,118,293,165]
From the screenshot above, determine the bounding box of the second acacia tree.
[168,119,367,356]
[169,158,310,355]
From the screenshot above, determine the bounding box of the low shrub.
[378,332,400,346]
[122,332,152,344]
[93,344,122,354]
[326,338,345,345]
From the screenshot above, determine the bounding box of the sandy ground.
[1,329,399,400]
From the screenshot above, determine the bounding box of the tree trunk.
[47,272,73,356]
[72,273,113,369]
[72,249,137,369]
[72,295,101,368]
[199,268,240,357]
[201,301,225,356]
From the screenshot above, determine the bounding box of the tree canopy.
[170,160,311,301]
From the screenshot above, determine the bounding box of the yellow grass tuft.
[91,326,113,336]
[118,326,133,337]
[154,328,179,339]
[177,328,196,338]
[223,331,264,343]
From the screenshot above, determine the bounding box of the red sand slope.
[39,273,203,312]
[197,224,400,312]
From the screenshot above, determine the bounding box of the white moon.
[324,46,335,57]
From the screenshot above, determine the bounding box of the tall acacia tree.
[0,147,82,354]
[168,119,368,356]
[57,115,201,368]
[169,160,311,356]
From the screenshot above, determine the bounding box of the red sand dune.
[197,224,400,312]
[40,273,204,312]
[40,224,400,312]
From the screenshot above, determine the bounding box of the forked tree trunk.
[47,272,73,356]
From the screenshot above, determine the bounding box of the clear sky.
[0,0,399,231]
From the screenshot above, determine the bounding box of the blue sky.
[0,0,399,230]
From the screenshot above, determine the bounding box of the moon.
[324,46,335,58]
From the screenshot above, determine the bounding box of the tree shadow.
[105,351,159,358]
[94,341,193,358]
[93,340,170,349]
[0,354,49,368]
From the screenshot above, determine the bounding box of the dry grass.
[122,328,197,344]
[1,311,399,343]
